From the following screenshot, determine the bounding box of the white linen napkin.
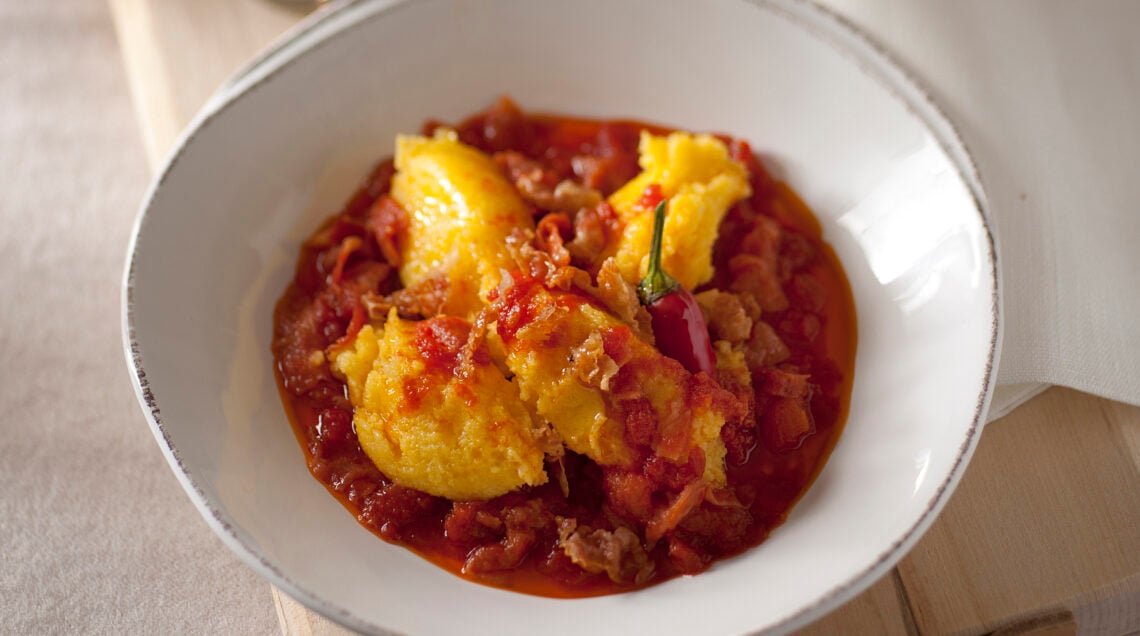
[819,0,1140,420]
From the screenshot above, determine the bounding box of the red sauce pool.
[271,100,856,598]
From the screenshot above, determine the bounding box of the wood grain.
[108,0,307,167]
[898,388,1140,635]
[795,572,916,636]
[272,587,355,636]
[106,2,1140,634]
[990,610,1077,636]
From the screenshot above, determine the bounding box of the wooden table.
[108,1,1140,633]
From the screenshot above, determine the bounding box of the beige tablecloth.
[0,2,276,633]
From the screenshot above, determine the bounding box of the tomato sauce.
[272,99,856,597]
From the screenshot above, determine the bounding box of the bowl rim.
[120,0,1002,633]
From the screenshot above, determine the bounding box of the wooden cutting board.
[107,1,1140,633]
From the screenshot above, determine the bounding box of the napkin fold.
[821,0,1140,419]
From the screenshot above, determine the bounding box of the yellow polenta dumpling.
[501,296,633,467]
[609,132,751,289]
[390,129,535,317]
[331,312,548,500]
[497,283,732,485]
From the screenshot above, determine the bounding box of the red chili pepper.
[637,200,717,376]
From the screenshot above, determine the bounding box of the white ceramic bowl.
[122,0,1000,633]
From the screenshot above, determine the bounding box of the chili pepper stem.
[638,200,680,305]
